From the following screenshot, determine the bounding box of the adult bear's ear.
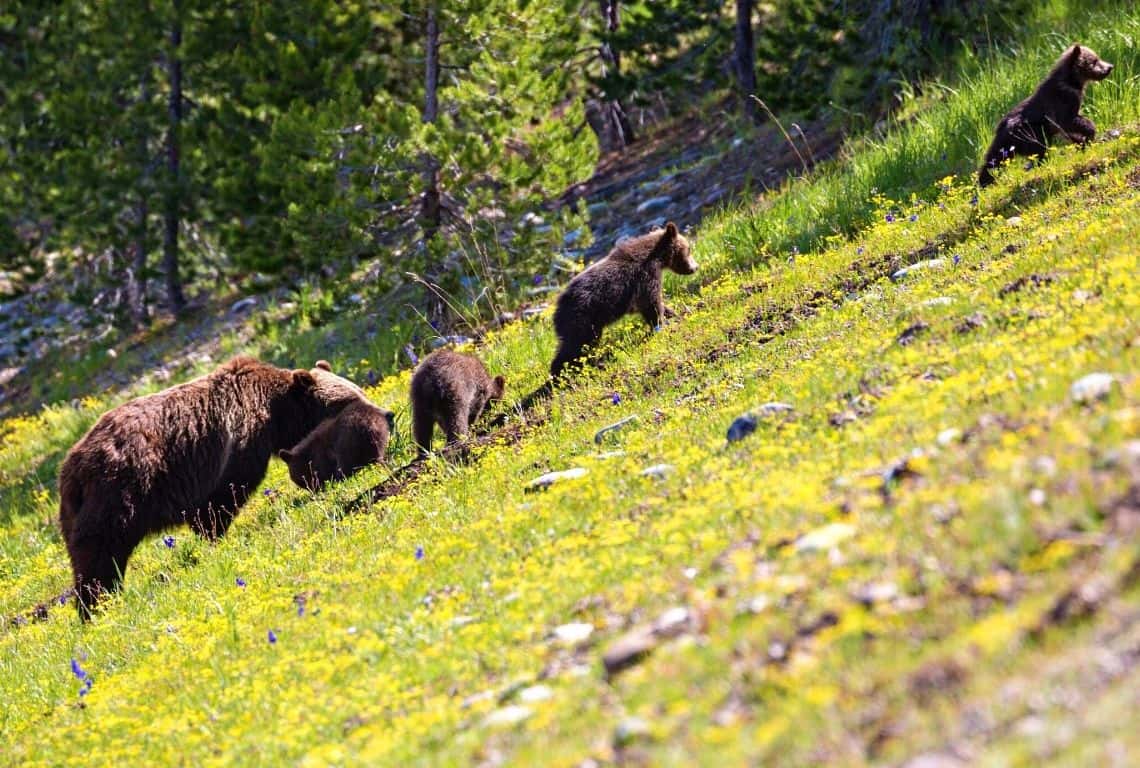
[492,375,506,398]
[292,370,316,390]
[314,360,332,371]
[662,221,678,239]
[278,448,294,462]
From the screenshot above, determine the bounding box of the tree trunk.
[129,63,152,328]
[596,0,634,149]
[421,2,442,242]
[735,0,757,120]
[163,0,185,313]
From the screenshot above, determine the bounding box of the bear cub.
[279,399,395,491]
[979,43,1113,187]
[410,350,505,456]
[58,357,369,619]
[550,221,696,379]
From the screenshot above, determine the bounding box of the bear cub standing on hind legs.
[979,43,1113,187]
[550,221,697,379]
[58,357,371,619]
[410,350,505,456]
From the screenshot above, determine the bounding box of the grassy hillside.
[3,4,1140,765]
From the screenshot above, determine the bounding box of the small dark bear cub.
[58,357,369,619]
[550,221,696,379]
[279,399,396,491]
[410,350,505,456]
[979,43,1113,187]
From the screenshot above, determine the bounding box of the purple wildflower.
[856,246,864,255]
[163,535,175,549]
[78,678,93,697]
[415,545,425,561]
[611,392,621,405]
[533,274,544,285]
[970,193,979,206]
[267,629,278,644]
[909,214,918,223]
[953,254,962,266]
[885,213,895,223]
[70,659,87,681]
[262,488,276,498]
[236,577,247,588]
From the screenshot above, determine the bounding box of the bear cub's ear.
[278,448,295,462]
[383,411,396,431]
[1070,43,1083,62]
[492,375,506,399]
[314,360,332,371]
[663,221,678,239]
[292,370,317,390]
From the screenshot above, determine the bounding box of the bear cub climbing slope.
[58,357,371,618]
[979,43,1113,187]
[410,350,505,456]
[550,221,697,379]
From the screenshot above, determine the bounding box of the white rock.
[551,622,594,647]
[795,522,856,553]
[526,467,588,491]
[1071,372,1117,403]
[639,463,675,479]
[891,259,946,282]
[653,607,691,638]
[517,684,553,704]
[484,705,533,728]
[936,428,962,447]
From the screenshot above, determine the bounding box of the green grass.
[2,3,1140,764]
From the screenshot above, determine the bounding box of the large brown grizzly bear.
[58,356,370,619]
[979,43,1113,187]
[410,350,505,456]
[550,221,696,379]
[278,399,395,491]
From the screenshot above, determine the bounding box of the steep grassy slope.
[2,7,1140,766]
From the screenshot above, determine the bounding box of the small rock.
[1071,372,1117,403]
[517,684,553,704]
[594,415,638,444]
[521,304,549,320]
[936,428,962,447]
[484,704,533,728]
[795,522,856,553]
[852,581,899,606]
[613,716,653,748]
[639,463,674,479]
[602,628,657,677]
[229,297,258,315]
[635,196,672,215]
[520,212,545,228]
[891,259,946,282]
[1006,215,1022,226]
[563,228,583,246]
[652,607,692,638]
[450,615,478,629]
[726,414,758,442]
[745,595,771,614]
[0,366,23,388]
[756,401,794,416]
[526,467,588,492]
[593,450,626,460]
[551,622,595,647]
[922,296,954,307]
